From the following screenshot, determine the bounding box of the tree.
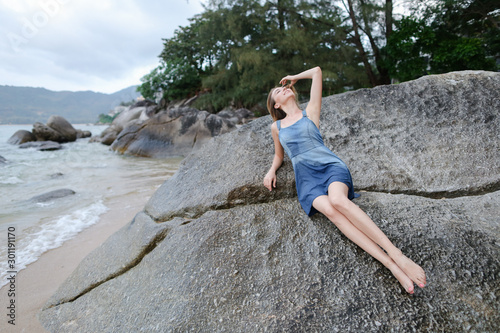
[383,0,499,82]
[139,0,499,112]
[339,0,395,86]
[140,0,370,112]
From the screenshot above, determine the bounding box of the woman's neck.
[282,103,302,118]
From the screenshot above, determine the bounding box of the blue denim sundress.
[277,110,359,216]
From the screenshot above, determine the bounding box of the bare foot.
[391,251,426,288]
[387,262,415,294]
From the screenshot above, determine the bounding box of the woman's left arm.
[280,66,322,127]
[305,66,322,127]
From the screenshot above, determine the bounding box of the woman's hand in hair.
[279,75,297,88]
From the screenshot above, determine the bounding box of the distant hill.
[0,85,142,124]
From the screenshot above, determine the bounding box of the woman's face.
[272,86,295,108]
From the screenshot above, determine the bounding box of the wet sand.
[0,186,160,332]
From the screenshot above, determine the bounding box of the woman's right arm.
[263,122,284,191]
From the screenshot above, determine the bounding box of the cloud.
[0,0,206,93]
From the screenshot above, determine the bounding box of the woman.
[263,66,426,294]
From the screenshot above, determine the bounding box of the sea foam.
[0,200,108,288]
[0,176,23,185]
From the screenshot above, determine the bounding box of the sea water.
[0,125,181,288]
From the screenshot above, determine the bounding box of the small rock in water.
[19,141,62,151]
[30,189,75,203]
[50,172,64,179]
[76,129,92,139]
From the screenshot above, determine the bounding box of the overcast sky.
[0,0,206,94]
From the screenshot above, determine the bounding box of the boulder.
[110,107,236,158]
[89,125,119,145]
[30,189,75,203]
[92,102,254,156]
[47,115,78,142]
[89,105,150,146]
[7,129,36,145]
[32,122,67,143]
[319,71,499,197]
[138,104,159,122]
[19,141,62,151]
[76,129,92,139]
[217,108,255,124]
[110,105,146,133]
[41,194,499,332]
[40,71,500,332]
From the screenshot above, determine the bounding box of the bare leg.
[312,195,416,294]
[327,182,426,288]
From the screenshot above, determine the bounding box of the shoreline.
[0,186,159,332]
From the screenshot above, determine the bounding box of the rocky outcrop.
[110,107,238,158]
[7,115,90,147]
[40,71,500,332]
[89,100,159,146]
[29,188,75,203]
[91,101,255,158]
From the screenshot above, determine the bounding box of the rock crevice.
[44,225,169,309]
[42,212,190,310]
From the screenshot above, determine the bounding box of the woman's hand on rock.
[263,171,277,191]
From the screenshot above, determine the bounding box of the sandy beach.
[0,185,160,332]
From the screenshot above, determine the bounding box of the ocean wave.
[36,201,55,207]
[0,200,108,288]
[0,176,23,185]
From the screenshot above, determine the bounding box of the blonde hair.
[267,85,300,121]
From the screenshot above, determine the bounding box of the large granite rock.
[40,71,500,332]
[319,71,499,197]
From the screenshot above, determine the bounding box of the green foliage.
[98,114,113,124]
[383,0,499,82]
[97,111,122,124]
[138,0,499,112]
[431,37,495,72]
[137,66,167,101]
[119,100,136,107]
[139,0,370,112]
[382,17,434,82]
